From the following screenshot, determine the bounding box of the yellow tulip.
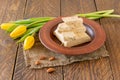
[0,23,14,30]
[10,25,27,38]
[23,36,35,50]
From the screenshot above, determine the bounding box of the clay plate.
[39,17,106,55]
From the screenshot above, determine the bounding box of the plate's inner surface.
[50,22,95,48]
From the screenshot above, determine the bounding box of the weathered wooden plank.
[0,0,26,80]
[13,0,63,80]
[89,58,113,80]
[0,0,8,22]
[95,0,120,80]
[24,0,60,18]
[61,0,96,16]
[61,0,113,80]
[13,44,35,80]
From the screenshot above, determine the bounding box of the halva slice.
[54,16,91,47]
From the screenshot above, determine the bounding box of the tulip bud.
[10,25,27,38]
[23,36,35,50]
[0,23,14,30]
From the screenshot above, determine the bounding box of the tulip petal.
[23,36,35,50]
[10,25,27,38]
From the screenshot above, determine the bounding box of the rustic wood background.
[0,0,120,80]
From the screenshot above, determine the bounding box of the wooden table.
[0,0,120,80]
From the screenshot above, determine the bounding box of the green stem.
[30,17,54,21]
[27,23,45,28]
[26,18,53,28]
[88,9,114,14]
[87,9,115,20]
[87,17,101,20]
[104,14,120,18]
[17,25,43,43]
[12,17,54,24]
[84,14,120,18]
[77,9,114,18]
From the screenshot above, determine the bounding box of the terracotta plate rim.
[39,17,106,55]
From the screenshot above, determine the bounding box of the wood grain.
[24,0,60,18]
[61,0,96,16]
[61,0,113,80]
[13,44,35,80]
[0,0,120,80]
[0,0,26,80]
[89,58,113,80]
[0,0,8,22]
[13,0,63,80]
[95,0,120,80]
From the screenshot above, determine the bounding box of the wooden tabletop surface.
[0,0,120,80]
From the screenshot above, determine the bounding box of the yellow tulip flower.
[0,23,14,30]
[23,36,35,50]
[10,25,27,38]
